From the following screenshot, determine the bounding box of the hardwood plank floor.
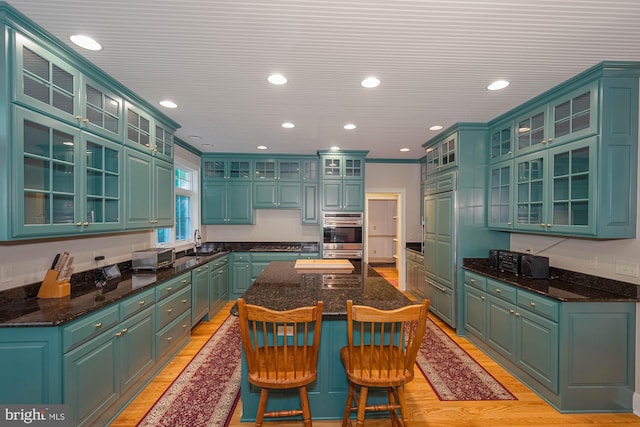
[113,269,640,426]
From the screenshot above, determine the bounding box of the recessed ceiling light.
[330,146,340,151]
[281,122,295,129]
[361,77,380,88]
[257,145,267,150]
[268,74,287,85]
[487,80,510,91]
[429,125,443,131]
[400,148,410,152]
[344,124,357,130]
[188,134,202,140]
[70,34,102,51]
[201,143,213,148]
[159,100,178,108]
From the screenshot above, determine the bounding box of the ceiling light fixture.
[361,77,380,88]
[159,100,178,108]
[257,145,267,150]
[281,122,295,129]
[429,125,443,131]
[344,124,356,130]
[487,80,510,91]
[268,74,287,85]
[330,146,340,151]
[400,148,410,152]
[70,34,102,51]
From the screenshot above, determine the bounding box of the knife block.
[37,269,71,299]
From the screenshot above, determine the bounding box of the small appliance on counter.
[132,248,175,271]
[488,249,549,279]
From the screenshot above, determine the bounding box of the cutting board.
[294,259,353,272]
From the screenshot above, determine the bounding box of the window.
[157,164,198,246]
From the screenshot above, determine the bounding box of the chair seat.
[340,346,414,387]
[249,346,318,389]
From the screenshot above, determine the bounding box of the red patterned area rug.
[137,315,242,427]
[417,318,517,401]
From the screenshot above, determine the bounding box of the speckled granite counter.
[463,258,640,302]
[0,252,229,327]
[236,260,413,316]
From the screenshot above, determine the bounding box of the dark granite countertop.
[233,260,414,317]
[0,252,229,327]
[463,258,640,302]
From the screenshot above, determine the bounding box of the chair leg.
[342,382,355,427]
[299,385,312,427]
[255,388,269,427]
[355,386,368,427]
[387,387,401,427]
[396,385,408,427]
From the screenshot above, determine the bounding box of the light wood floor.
[112,269,640,427]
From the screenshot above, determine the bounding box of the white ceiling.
[7,0,640,159]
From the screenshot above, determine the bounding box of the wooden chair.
[340,299,430,427]
[237,298,323,427]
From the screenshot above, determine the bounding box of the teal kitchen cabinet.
[514,82,598,157]
[318,151,367,211]
[253,181,301,209]
[462,271,487,341]
[202,157,252,180]
[191,264,210,325]
[124,102,175,163]
[489,119,514,164]
[0,327,61,404]
[201,181,253,224]
[13,107,123,238]
[123,147,174,229]
[64,294,156,427]
[301,158,320,224]
[422,125,510,329]
[488,159,514,230]
[231,253,251,299]
[209,255,229,315]
[13,32,125,143]
[405,249,425,299]
[254,158,301,180]
[461,269,635,412]
[423,132,457,178]
[154,272,192,364]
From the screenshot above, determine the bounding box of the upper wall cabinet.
[489,119,514,164]
[14,34,125,143]
[422,132,457,178]
[318,151,367,212]
[0,6,180,240]
[487,64,640,238]
[203,157,252,181]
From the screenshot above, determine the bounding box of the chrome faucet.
[194,228,202,256]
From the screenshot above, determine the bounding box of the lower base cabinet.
[424,278,455,326]
[462,269,635,412]
[405,249,425,298]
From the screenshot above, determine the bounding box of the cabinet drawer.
[517,289,559,322]
[155,272,191,301]
[464,271,486,291]
[405,250,417,262]
[62,306,119,352]
[156,310,191,361]
[208,256,228,270]
[233,253,250,263]
[486,279,516,304]
[156,285,191,331]
[120,288,155,321]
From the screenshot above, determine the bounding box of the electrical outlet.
[589,257,597,270]
[0,264,12,283]
[615,260,639,277]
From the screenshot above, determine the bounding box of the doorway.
[365,190,405,289]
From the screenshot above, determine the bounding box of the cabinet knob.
[167,287,173,292]
[121,328,128,334]
[115,332,122,337]
[540,224,546,228]
[83,118,90,123]
[481,296,485,300]
[83,222,89,226]
[507,222,512,225]
[509,309,514,314]
[470,279,475,283]
[182,324,188,329]
[167,337,172,341]
[167,308,173,313]
[546,224,552,228]
[75,115,83,120]
[95,322,102,328]
[182,299,188,304]
[495,289,501,293]
[515,312,521,317]
[529,302,536,307]
[182,279,187,283]
[139,300,146,306]
[508,151,512,155]
[76,222,83,226]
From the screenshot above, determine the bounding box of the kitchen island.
[235,260,415,422]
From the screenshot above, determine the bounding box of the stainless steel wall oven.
[322,212,363,259]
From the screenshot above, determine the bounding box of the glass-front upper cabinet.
[549,83,598,146]
[13,33,79,122]
[302,159,318,182]
[202,157,252,180]
[125,102,152,152]
[515,153,545,232]
[154,123,174,162]
[439,134,456,169]
[515,107,548,156]
[14,34,124,142]
[488,161,513,229]
[489,121,513,163]
[254,159,301,181]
